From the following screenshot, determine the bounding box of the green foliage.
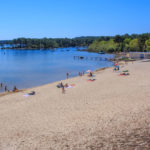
[114,35,124,43]
[138,34,149,51]
[1,33,150,52]
[123,38,132,52]
[89,39,118,53]
[129,39,140,51]
[88,33,150,52]
[145,39,150,51]
[4,37,99,49]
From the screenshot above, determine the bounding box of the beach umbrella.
[86,70,92,72]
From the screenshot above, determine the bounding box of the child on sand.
[62,85,65,94]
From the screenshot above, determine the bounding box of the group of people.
[0,83,8,92]
[66,71,86,79]
[57,82,67,94]
[0,83,18,92]
[113,61,130,76]
[59,71,93,94]
[113,62,120,71]
[78,71,84,76]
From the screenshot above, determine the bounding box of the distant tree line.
[1,33,150,52]
[1,37,99,49]
[88,33,150,53]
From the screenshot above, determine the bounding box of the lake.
[0,47,114,92]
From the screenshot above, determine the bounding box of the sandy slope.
[0,60,150,150]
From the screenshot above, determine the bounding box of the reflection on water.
[0,47,114,92]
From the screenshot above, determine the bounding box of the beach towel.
[23,91,35,97]
[23,94,30,97]
[66,84,75,88]
[88,75,95,77]
[66,86,73,88]
[120,73,129,76]
[122,70,129,72]
[88,79,96,82]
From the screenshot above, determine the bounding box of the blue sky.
[0,0,150,40]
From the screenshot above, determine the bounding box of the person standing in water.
[66,72,69,79]
[83,71,84,75]
[4,86,7,92]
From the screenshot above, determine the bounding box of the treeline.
[2,37,100,49]
[88,33,150,53]
[1,34,150,52]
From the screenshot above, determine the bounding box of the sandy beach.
[0,60,150,150]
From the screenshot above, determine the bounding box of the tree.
[138,34,149,51]
[114,35,124,43]
[145,39,150,51]
[88,39,118,53]
[129,39,140,51]
[114,35,124,52]
[123,38,132,52]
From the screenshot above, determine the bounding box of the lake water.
[0,47,114,92]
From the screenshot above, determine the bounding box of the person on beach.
[83,71,84,75]
[60,82,63,87]
[64,83,69,88]
[89,72,93,77]
[66,72,69,79]
[59,82,65,93]
[4,86,7,92]
[79,72,82,76]
[13,86,18,92]
[0,83,2,87]
[62,84,65,94]
[114,62,118,66]
[117,65,120,70]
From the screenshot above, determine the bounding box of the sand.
[0,60,150,150]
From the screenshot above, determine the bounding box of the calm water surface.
[0,47,114,92]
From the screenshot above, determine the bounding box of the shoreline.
[0,47,115,95]
[0,65,112,97]
[0,58,128,97]
[0,54,117,96]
